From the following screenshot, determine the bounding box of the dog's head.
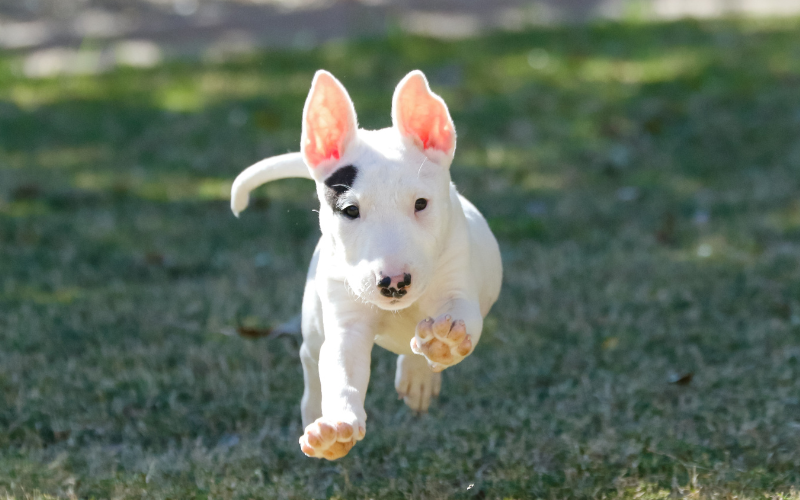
[301,70,457,311]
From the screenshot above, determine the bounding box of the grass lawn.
[2,17,800,499]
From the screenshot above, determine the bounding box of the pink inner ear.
[396,76,454,154]
[303,74,355,168]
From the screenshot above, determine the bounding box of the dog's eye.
[342,205,360,219]
[415,198,428,212]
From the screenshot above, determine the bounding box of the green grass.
[2,17,800,499]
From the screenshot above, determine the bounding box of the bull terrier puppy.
[230,70,502,460]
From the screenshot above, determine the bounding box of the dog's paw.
[395,354,442,413]
[410,314,472,372]
[299,418,366,460]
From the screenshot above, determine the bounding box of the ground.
[1,18,800,499]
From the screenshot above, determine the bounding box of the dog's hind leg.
[300,246,324,428]
[395,354,441,413]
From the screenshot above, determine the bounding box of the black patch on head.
[324,165,358,211]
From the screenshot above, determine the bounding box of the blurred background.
[3,0,800,77]
[2,1,800,499]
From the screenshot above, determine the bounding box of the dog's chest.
[372,307,422,355]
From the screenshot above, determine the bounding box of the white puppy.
[230,70,502,460]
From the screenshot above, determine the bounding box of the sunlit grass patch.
[495,47,709,88]
[0,199,50,218]
[767,201,800,233]
[577,50,708,84]
[5,75,115,109]
[672,234,756,265]
[71,171,235,202]
[0,285,83,305]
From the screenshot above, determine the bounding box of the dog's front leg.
[299,290,374,460]
[411,298,484,373]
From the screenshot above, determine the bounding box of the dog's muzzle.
[377,273,411,299]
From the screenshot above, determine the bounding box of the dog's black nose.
[378,274,411,288]
[377,273,412,298]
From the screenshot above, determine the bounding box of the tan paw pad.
[411,314,473,371]
[299,418,365,460]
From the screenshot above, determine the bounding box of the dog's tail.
[230,152,312,217]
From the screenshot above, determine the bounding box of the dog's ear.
[301,70,358,176]
[392,70,456,164]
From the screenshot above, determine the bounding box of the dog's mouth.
[379,287,408,299]
[371,286,416,310]
[380,290,408,304]
[375,281,431,311]
[376,297,410,311]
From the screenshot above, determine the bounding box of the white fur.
[230,70,502,459]
[230,152,310,217]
